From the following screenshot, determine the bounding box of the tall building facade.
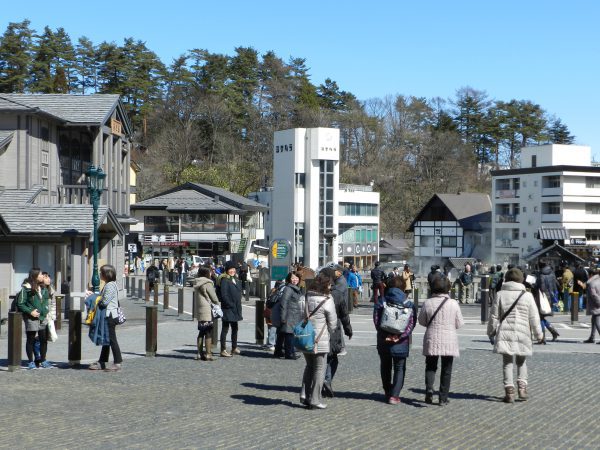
[252,127,379,269]
[491,144,600,265]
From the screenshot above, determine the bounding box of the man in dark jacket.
[321,268,353,398]
[219,261,243,357]
[573,262,589,311]
[457,263,473,304]
[371,261,386,303]
[146,263,160,292]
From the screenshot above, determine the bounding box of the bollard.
[347,288,354,314]
[8,311,23,371]
[451,286,457,300]
[211,318,220,353]
[163,284,170,311]
[255,299,265,345]
[125,276,130,297]
[259,283,267,301]
[146,305,158,357]
[178,288,184,316]
[480,276,489,324]
[414,287,419,311]
[245,288,250,303]
[138,279,143,300]
[55,295,63,330]
[154,283,159,306]
[192,290,197,320]
[145,280,150,302]
[571,291,579,325]
[68,309,82,366]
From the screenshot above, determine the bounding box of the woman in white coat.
[487,268,543,403]
[299,272,338,410]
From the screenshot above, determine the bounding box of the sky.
[2,0,599,158]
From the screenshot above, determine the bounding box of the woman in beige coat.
[487,268,543,403]
[194,267,220,361]
[418,275,464,406]
[299,272,337,410]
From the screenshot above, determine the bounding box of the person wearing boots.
[193,267,220,360]
[487,268,543,403]
[534,262,560,343]
[219,261,243,357]
[582,267,600,343]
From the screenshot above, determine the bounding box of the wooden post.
[55,295,63,330]
[125,276,130,297]
[255,300,265,345]
[138,279,143,300]
[146,305,158,357]
[154,283,159,306]
[571,291,579,325]
[192,290,197,320]
[178,288,184,316]
[480,276,490,324]
[163,284,170,311]
[8,311,22,371]
[211,318,219,353]
[68,310,82,366]
[145,280,150,302]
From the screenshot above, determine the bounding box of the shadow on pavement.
[409,387,499,402]
[231,394,305,409]
[241,382,301,393]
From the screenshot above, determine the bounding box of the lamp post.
[86,165,106,293]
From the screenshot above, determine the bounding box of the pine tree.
[546,117,575,144]
[0,20,34,93]
[75,36,98,94]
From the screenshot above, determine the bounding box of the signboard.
[570,238,587,246]
[127,243,137,253]
[269,238,293,286]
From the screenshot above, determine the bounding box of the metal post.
[480,276,489,324]
[259,283,267,302]
[347,287,354,314]
[125,276,130,297]
[178,288,184,316]
[192,290,197,320]
[245,288,250,303]
[91,195,100,293]
[154,283,159,306]
[55,295,63,330]
[211,318,219,353]
[571,291,579,325]
[138,279,143,301]
[255,299,265,345]
[68,310,82,366]
[414,287,419,311]
[8,311,22,372]
[145,280,150,302]
[146,305,158,357]
[163,284,170,311]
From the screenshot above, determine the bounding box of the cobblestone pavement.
[1,289,599,448]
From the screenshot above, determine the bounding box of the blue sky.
[3,0,599,157]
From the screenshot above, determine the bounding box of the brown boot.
[517,381,528,400]
[204,337,214,361]
[503,386,515,403]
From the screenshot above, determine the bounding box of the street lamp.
[86,165,106,293]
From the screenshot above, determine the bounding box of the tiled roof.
[0,93,121,125]
[523,242,584,262]
[0,185,43,204]
[449,257,477,268]
[190,183,269,212]
[131,189,244,213]
[436,193,492,220]
[538,227,569,241]
[0,130,14,149]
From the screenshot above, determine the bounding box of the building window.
[586,177,600,188]
[319,160,335,264]
[533,180,538,187]
[295,173,305,188]
[586,204,600,215]
[441,236,457,247]
[585,230,600,241]
[513,178,520,190]
[534,206,538,212]
[522,232,527,239]
[543,175,560,188]
[512,229,519,240]
[532,155,537,167]
[522,206,526,212]
[542,202,560,214]
[496,179,510,190]
[338,203,377,216]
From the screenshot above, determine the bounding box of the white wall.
[521,144,591,168]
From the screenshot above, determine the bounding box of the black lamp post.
[86,165,106,293]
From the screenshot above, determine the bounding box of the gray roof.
[449,257,477,269]
[538,227,569,241]
[523,242,584,262]
[0,186,122,236]
[0,94,131,134]
[131,188,245,213]
[132,183,268,213]
[436,193,492,220]
[0,130,15,149]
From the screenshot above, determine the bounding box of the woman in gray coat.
[487,268,543,403]
[276,271,304,359]
[194,267,220,360]
[299,272,337,410]
[582,267,600,343]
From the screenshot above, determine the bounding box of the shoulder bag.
[491,290,526,338]
[293,297,328,353]
[426,296,450,327]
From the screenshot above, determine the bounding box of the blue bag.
[293,297,328,352]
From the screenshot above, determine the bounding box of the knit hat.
[224,261,236,272]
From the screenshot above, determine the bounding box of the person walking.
[559,262,574,312]
[374,276,416,405]
[89,265,123,372]
[346,265,362,308]
[457,263,474,304]
[418,274,464,406]
[401,264,414,297]
[573,262,588,311]
[321,268,353,398]
[277,271,304,359]
[582,267,600,343]
[534,262,560,343]
[146,262,160,292]
[219,261,243,357]
[299,272,338,410]
[194,267,220,360]
[370,261,386,303]
[17,268,51,369]
[487,268,543,403]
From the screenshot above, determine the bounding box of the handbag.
[539,291,552,315]
[47,319,58,342]
[379,302,413,334]
[116,302,126,325]
[211,302,223,319]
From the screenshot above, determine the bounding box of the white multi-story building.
[249,127,380,269]
[491,144,600,265]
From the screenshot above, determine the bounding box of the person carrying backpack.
[146,263,159,292]
[374,276,416,405]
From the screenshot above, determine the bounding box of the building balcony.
[496,214,519,223]
[495,238,519,248]
[58,185,90,205]
[541,187,562,197]
[541,213,561,222]
[495,189,519,199]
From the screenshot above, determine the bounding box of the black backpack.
[266,285,286,308]
[147,269,157,283]
[10,290,22,313]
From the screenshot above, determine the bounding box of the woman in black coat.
[219,261,243,357]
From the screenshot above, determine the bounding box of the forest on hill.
[0,20,575,234]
